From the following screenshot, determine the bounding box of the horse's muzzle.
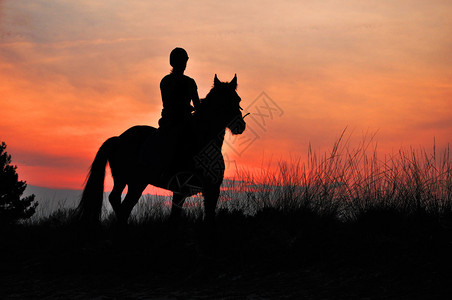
[229,116,246,135]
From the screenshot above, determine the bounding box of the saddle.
[139,119,195,178]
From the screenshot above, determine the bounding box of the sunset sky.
[1,0,451,191]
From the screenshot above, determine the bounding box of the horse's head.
[204,74,246,135]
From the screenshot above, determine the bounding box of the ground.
[1,209,452,299]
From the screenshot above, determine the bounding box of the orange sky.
[1,0,451,191]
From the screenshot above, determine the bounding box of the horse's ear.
[214,74,220,86]
[230,74,237,90]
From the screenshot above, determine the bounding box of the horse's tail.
[76,136,119,225]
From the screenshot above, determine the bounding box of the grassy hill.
[2,139,451,298]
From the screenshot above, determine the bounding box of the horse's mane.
[199,79,233,107]
[195,78,238,120]
[196,85,217,113]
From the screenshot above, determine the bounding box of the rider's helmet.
[170,47,189,70]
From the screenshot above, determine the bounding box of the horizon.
[1,1,451,191]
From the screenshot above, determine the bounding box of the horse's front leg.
[170,193,186,221]
[203,184,220,228]
[201,184,221,254]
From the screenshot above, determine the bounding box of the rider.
[157,48,200,176]
[159,47,200,129]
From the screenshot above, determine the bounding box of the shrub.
[0,142,37,224]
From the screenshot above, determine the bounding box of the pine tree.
[0,142,37,224]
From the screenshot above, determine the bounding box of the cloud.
[419,119,452,131]
[12,150,87,169]
[1,0,452,189]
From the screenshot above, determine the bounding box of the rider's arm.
[191,79,200,109]
[192,90,200,110]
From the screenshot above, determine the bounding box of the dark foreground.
[1,209,452,299]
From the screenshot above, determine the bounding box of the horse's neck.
[195,111,226,152]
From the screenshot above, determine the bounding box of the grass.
[2,132,452,298]
[227,129,452,221]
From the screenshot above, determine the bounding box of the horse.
[76,74,246,228]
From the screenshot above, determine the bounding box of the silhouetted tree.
[0,142,37,224]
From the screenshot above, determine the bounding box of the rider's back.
[160,73,197,126]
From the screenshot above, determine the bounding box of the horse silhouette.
[76,74,246,227]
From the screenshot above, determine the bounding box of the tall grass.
[224,130,452,222]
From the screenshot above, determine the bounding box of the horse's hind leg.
[117,183,147,225]
[109,180,126,217]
